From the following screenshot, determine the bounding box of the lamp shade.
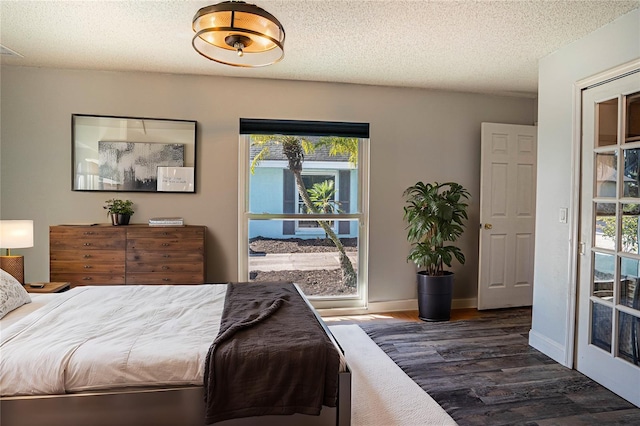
[0,220,34,249]
[192,1,285,67]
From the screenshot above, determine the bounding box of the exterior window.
[239,119,369,309]
[297,173,338,231]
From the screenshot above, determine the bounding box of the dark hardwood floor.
[324,308,640,425]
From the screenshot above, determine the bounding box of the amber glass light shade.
[192,1,285,67]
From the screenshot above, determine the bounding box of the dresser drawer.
[126,273,204,285]
[126,260,203,273]
[50,226,125,239]
[50,261,125,274]
[50,250,125,263]
[127,238,205,252]
[50,237,126,251]
[126,227,205,239]
[50,273,126,287]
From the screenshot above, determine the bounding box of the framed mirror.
[72,114,197,193]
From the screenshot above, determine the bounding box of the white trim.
[529,329,567,365]
[567,58,640,369]
[238,135,250,281]
[255,160,353,170]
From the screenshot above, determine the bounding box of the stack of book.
[148,217,184,226]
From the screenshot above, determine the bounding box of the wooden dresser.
[50,224,206,287]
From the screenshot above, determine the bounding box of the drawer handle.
[84,265,92,269]
[83,231,94,235]
[162,243,170,246]
[162,278,170,282]
[82,277,92,281]
[162,232,169,236]
[83,243,92,246]
[163,254,171,258]
[162,266,169,270]
[84,254,91,258]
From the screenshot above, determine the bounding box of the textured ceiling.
[1,1,638,97]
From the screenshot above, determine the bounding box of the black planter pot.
[417,271,454,322]
[110,213,131,226]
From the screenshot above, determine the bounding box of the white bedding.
[0,285,227,396]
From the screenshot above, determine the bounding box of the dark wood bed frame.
[0,285,352,426]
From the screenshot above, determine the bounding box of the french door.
[578,70,640,406]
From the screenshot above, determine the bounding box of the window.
[238,119,369,309]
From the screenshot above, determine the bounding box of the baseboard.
[320,297,478,317]
[451,297,477,309]
[528,329,568,366]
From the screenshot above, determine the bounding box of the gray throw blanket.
[204,282,341,424]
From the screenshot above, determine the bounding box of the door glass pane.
[597,98,618,147]
[626,92,640,143]
[621,203,640,254]
[617,311,640,366]
[248,219,359,298]
[596,152,618,197]
[621,258,639,308]
[595,202,616,250]
[593,252,615,300]
[591,301,612,352]
[623,148,640,198]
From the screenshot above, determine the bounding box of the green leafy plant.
[307,180,341,214]
[403,181,470,276]
[104,199,135,216]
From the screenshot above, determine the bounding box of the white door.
[478,123,537,310]
[577,70,640,406]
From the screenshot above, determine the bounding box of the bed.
[0,277,351,426]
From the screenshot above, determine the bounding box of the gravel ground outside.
[249,237,358,296]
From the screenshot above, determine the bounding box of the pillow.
[0,268,31,319]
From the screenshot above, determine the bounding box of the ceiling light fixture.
[192,1,285,68]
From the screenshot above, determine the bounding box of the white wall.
[531,9,640,364]
[0,66,534,306]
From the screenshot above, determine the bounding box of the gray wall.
[532,9,640,364]
[0,66,534,306]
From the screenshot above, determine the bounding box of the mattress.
[1,284,227,396]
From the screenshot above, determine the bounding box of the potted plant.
[104,198,135,226]
[403,181,470,321]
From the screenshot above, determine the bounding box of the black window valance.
[240,118,369,138]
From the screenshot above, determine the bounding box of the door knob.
[484,223,493,229]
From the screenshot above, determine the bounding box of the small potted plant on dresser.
[104,198,135,226]
[403,181,470,321]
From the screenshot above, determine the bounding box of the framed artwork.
[72,114,197,193]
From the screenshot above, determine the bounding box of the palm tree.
[251,135,358,288]
[307,179,341,238]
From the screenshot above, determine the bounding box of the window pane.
[625,91,640,143]
[591,301,612,352]
[621,203,640,254]
[593,252,614,300]
[621,258,639,308]
[623,149,640,198]
[594,202,616,250]
[248,136,359,215]
[248,219,359,298]
[595,152,617,197]
[597,98,617,147]
[618,310,640,366]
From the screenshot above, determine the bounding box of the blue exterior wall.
[249,165,359,240]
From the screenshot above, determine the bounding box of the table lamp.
[0,220,34,284]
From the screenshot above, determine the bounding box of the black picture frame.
[72,114,197,193]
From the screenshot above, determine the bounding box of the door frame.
[567,58,640,369]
